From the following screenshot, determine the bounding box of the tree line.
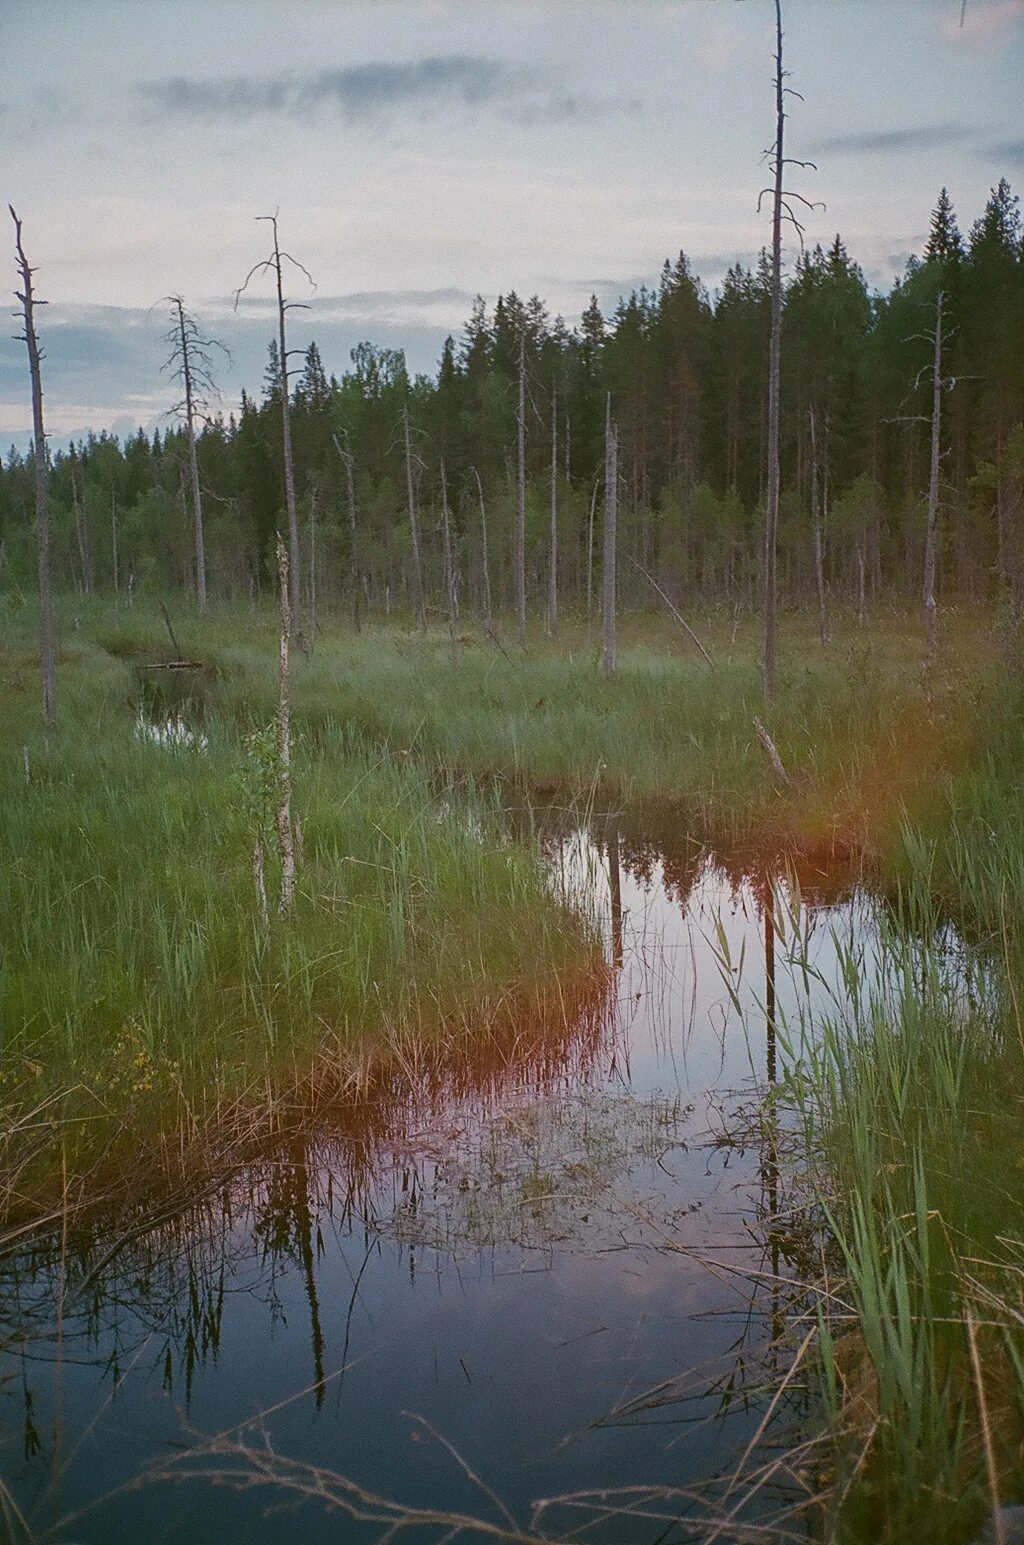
[2,180,1022,640]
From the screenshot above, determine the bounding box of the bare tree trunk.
[70,459,93,596]
[857,544,867,626]
[763,0,785,702]
[307,485,318,640]
[516,331,527,645]
[276,535,296,917]
[274,249,301,638]
[923,289,944,670]
[440,460,457,656]
[603,395,618,679]
[402,408,426,630]
[11,208,56,725]
[344,436,360,632]
[111,492,119,599]
[236,216,314,640]
[471,467,492,624]
[586,475,598,621]
[808,405,829,644]
[252,838,269,929]
[172,297,207,611]
[548,390,558,636]
[331,431,362,632]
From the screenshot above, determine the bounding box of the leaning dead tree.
[469,466,492,624]
[10,206,56,726]
[236,213,314,641]
[603,394,618,679]
[161,295,228,611]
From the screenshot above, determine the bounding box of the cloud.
[990,138,1024,165]
[0,294,470,450]
[940,0,1024,47]
[815,123,971,155]
[138,57,631,128]
[225,287,476,327]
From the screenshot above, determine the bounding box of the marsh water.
[0,804,879,1543]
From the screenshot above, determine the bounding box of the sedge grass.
[0,617,604,1219]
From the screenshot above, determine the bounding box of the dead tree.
[402,408,426,630]
[161,295,228,611]
[331,431,361,632]
[758,0,819,700]
[276,535,296,917]
[516,331,527,645]
[603,394,618,679]
[10,206,55,726]
[440,459,458,653]
[470,466,492,624]
[69,448,94,596]
[307,484,318,639]
[922,289,945,670]
[762,3,785,701]
[808,405,829,644]
[548,389,558,636]
[586,474,599,621]
[236,214,315,641]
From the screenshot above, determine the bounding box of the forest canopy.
[2,179,1021,618]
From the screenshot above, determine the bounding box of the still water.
[0,808,877,1543]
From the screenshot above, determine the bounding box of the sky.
[1,0,1022,451]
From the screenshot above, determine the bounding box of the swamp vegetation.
[1,596,1023,1542]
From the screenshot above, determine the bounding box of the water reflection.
[134,708,208,751]
[0,808,880,1543]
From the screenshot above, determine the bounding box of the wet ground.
[0,805,879,1543]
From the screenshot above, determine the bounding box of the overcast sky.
[2,0,1022,450]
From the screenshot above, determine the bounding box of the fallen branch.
[483,620,514,664]
[753,716,790,784]
[630,559,714,668]
[137,660,205,671]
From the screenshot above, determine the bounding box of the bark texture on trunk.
[603,395,618,679]
[763,0,785,702]
[403,408,426,630]
[276,535,296,917]
[471,467,492,624]
[809,405,829,644]
[923,289,944,670]
[516,333,527,645]
[440,459,458,654]
[173,297,207,611]
[10,206,56,726]
[548,390,558,636]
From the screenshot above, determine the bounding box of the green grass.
[28,594,997,853]
[0,607,605,1215]
[5,592,1024,1541]
[770,752,1024,1542]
